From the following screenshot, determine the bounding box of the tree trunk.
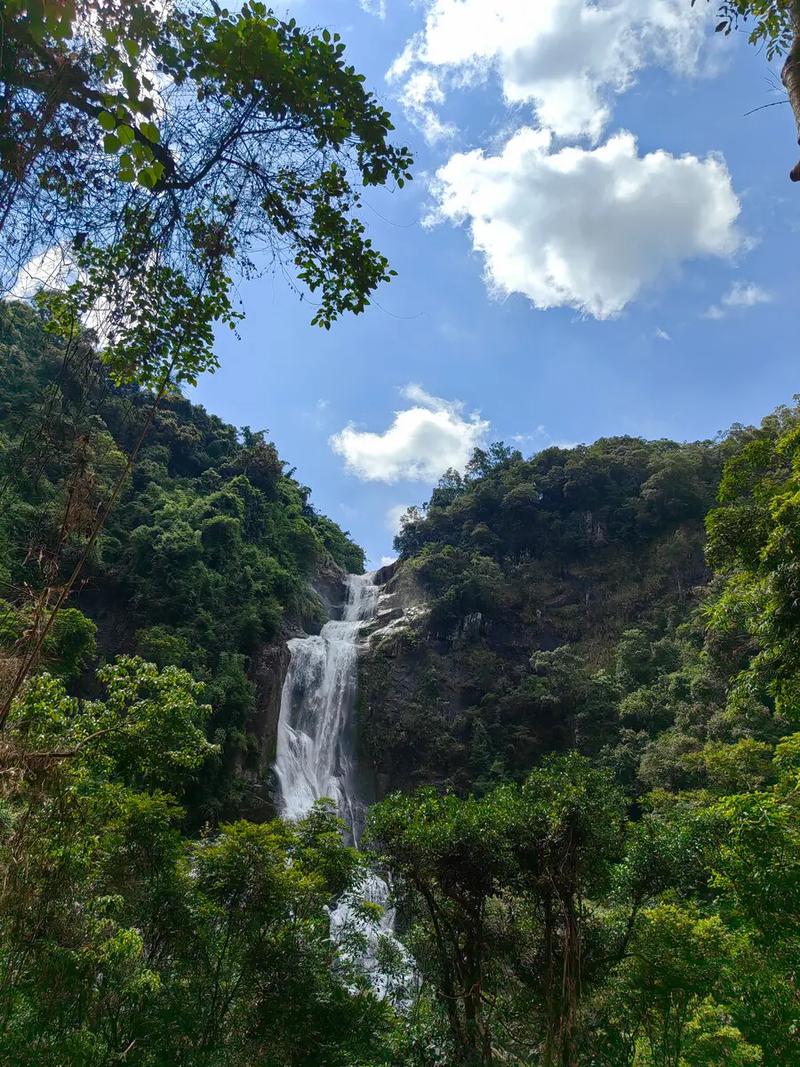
[782,2,800,181]
[463,909,492,1065]
[559,892,581,1067]
[542,896,558,1067]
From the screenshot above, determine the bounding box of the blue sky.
[192,0,799,568]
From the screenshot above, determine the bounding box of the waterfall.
[274,572,377,842]
[274,573,412,1001]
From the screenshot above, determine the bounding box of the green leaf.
[139,122,161,144]
[98,111,117,132]
[103,133,120,153]
[117,125,135,146]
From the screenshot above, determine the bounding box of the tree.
[706,402,800,713]
[509,755,626,1067]
[367,786,515,1065]
[617,903,745,1067]
[1,0,413,366]
[0,660,397,1065]
[367,756,626,1067]
[699,1,800,181]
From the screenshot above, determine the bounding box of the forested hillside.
[0,301,361,818]
[360,435,726,793]
[2,303,800,1065]
[362,401,800,1064]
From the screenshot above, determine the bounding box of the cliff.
[357,436,725,796]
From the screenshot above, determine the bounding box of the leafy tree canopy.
[0,0,412,387]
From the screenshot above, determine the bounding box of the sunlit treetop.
[0,0,413,386]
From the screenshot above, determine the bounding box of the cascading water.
[274,573,411,1000]
[275,573,377,841]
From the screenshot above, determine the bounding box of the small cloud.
[360,0,386,16]
[330,384,489,483]
[511,424,546,446]
[705,281,772,320]
[398,70,456,144]
[654,327,671,341]
[303,398,331,430]
[8,246,73,301]
[512,425,579,452]
[380,555,398,568]
[386,503,411,535]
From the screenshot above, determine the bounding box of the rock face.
[308,560,350,633]
[237,640,292,820]
[357,535,711,798]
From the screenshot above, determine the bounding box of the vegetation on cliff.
[0,301,362,817]
[360,435,725,792]
[360,400,800,1064]
[2,303,800,1065]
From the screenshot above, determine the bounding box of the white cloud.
[399,70,456,143]
[302,398,331,430]
[512,425,579,451]
[8,246,74,300]
[654,327,671,341]
[360,0,386,17]
[704,281,772,320]
[430,128,742,319]
[380,555,398,568]
[391,0,712,142]
[386,503,412,534]
[330,385,489,483]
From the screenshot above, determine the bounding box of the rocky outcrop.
[362,559,428,649]
[357,534,711,798]
[309,560,349,630]
[237,640,291,820]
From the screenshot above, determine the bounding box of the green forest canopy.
[2,308,800,1063]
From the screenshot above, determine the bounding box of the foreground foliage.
[0,658,394,1065]
[1,0,412,368]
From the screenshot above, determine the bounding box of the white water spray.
[275,573,377,841]
[274,573,411,1000]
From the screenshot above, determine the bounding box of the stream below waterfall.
[274,573,411,1000]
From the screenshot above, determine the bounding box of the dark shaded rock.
[373,558,399,586]
[308,560,349,630]
[237,640,291,821]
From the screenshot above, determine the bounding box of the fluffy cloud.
[705,281,772,319]
[330,385,489,483]
[430,128,742,319]
[398,70,456,144]
[7,246,73,300]
[391,0,711,142]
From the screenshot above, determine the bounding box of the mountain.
[0,300,358,819]
[358,434,738,796]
